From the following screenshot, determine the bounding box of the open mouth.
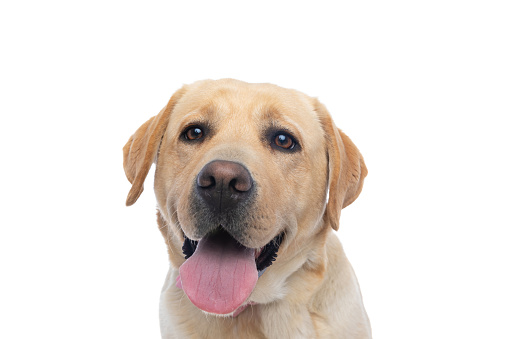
[182,228,284,273]
[178,228,284,315]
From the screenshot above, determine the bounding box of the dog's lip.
[181,228,284,272]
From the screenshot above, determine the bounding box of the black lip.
[254,232,284,271]
[181,228,284,272]
[182,236,198,260]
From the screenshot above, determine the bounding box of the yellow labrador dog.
[123,79,371,338]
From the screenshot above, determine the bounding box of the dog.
[123,79,371,338]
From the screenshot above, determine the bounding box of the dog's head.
[123,79,367,315]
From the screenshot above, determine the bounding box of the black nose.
[196,160,253,212]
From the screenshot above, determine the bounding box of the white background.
[1,1,508,338]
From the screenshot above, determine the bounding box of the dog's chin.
[200,309,236,317]
[200,299,255,317]
[177,227,284,315]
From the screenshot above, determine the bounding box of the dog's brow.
[259,106,283,121]
[260,107,301,130]
[181,108,212,122]
[177,105,217,128]
[180,112,204,123]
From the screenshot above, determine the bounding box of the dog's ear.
[123,87,187,206]
[314,99,368,231]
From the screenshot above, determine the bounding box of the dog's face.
[123,79,367,316]
[156,80,330,249]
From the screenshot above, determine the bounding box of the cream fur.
[123,79,371,338]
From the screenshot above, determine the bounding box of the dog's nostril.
[197,175,215,189]
[229,179,238,191]
[231,178,251,192]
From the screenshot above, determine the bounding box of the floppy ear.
[314,99,368,231]
[123,87,186,206]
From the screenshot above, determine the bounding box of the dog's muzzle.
[176,160,284,316]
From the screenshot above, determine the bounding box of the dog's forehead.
[170,79,323,138]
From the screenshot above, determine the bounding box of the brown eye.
[184,126,204,140]
[274,134,295,149]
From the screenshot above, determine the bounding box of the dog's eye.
[274,134,296,150]
[184,126,204,141]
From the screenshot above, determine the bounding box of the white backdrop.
[1,1,508,338]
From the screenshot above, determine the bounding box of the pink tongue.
[179,231,258,314]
